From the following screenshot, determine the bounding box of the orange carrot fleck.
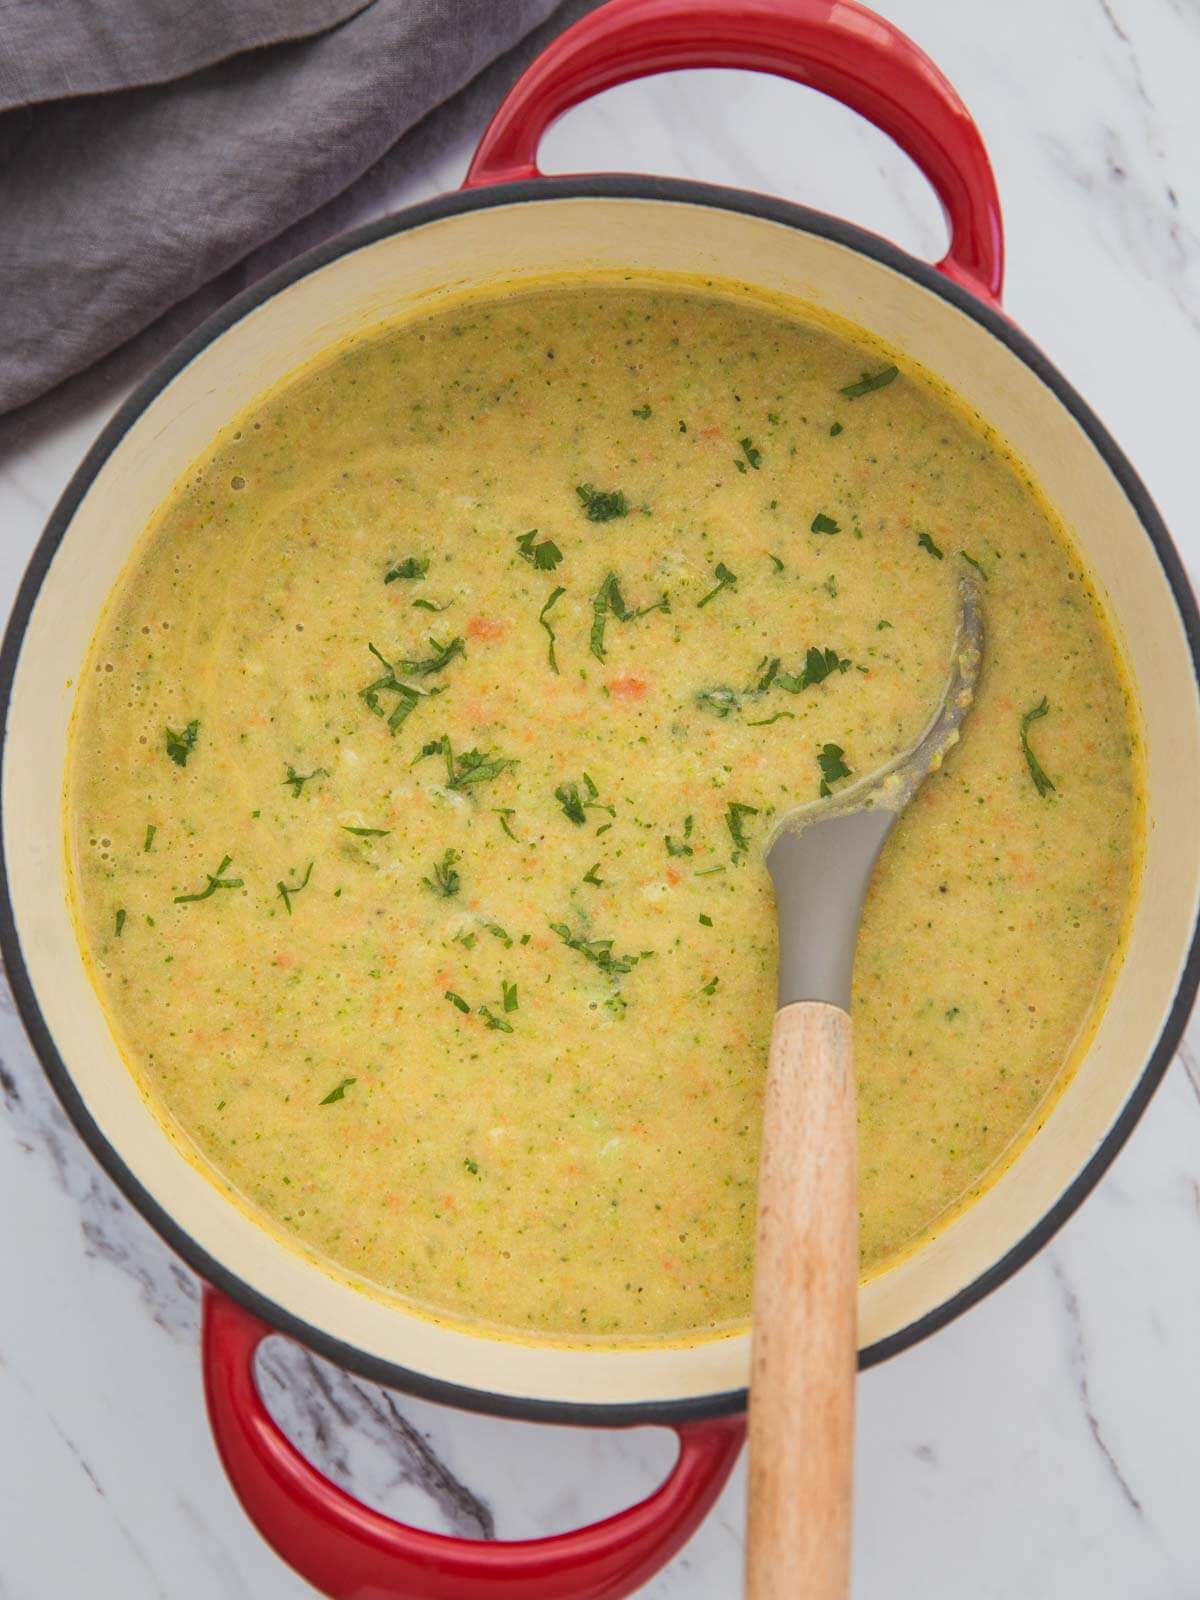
[467,616,507,641]
[609,674,648,701]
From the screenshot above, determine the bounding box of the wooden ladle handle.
[745,1001,858,1600]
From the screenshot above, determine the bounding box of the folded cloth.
[0,0,566,421]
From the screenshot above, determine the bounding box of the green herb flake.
[697,562,737,609]
[576,483,630,523]
[917,531,944,560]
[745,711,796,726]
[876,620,893,631]
[174,855,244,904]
[114,908,126,937]
[582,863,604,886]
[768,553,785,573]
[320,1077,356,1105]
[479,1004,515,1033]
[464,1157,480,1175]
[589,572,669,659]
[494,808,519,842]
[678,420,687,433]
[412,597,454,613]
[775,646,852,694]
[700,975,720,995]
[696,685,740,719]
[550,922,644,978]
[342,825,390,838]
[359,636,463,734]
[165,719,199,767]
[738,437,762,470]
[839,364,899,400]
[502,980,519,1013]
[960,550,989,580]
[632,404,652,419]
[284,764,328,797]
[516,530,564,571]
[810,512,840,535]
[1020,697,1056,797]
[666,815,694,857]
[415,735,518,793]
[830,421,844,436]
[384,557,429,583]
[277,861,314,915]
[444,990,471,1014]
[725,802,759,855]
[422,847,461,897]
[539,584,566,674]
[817,743,852,797]
[143,824,156,853]
[556,772,615,827]
[699,913,713,927]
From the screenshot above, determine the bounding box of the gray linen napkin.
[0,0,567,424]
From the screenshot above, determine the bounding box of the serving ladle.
[745,574,984,1599]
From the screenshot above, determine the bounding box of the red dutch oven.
[3,2,1199,1596]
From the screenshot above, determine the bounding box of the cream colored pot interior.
[6,196,1198,1409]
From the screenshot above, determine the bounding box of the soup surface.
[67,280,1141,1343]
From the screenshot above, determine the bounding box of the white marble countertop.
[3,1,1200,1594]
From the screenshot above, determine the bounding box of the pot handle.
[202,1289,745,1600]
[464,0,1003,305]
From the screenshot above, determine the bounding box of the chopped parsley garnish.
[697,562,737,609]
[823,574,839,599]
[502,979,519,1012]
[277,861,314,915]
[745,711,795,726]
[487,921,514,947]
[699,913,713,926]
[817,743,852,796]
[284,764,327,797]
[550,922,645,977]
[877,619,893,630]
[320,1077,356,1104]
[174,855,243,904]
[412,597,454,612]
[666,815,694,857]
[739,437,762,470]
[415,735,517,793]
[464,1157,480,1175]
[516,530,563,571]
[494,808,519,841]
[725,802,759,855]
[768,553,785,572]
[444,990,471,1013]
[810,512,840,535]
[165,720,199,767]
[917,531,944,560]
[576,483,630,522]
[839,364,899,399]
[422,848,461,897]
[589,572,669,660]
[632,404,652,419]
[696,685,740,718]
[775,646,852,693]
[582,863,604,886]
[384,557,429,583]
[679,420,687,433]
[1020,697,1056,797]
[114,908,126,937]
[556,772,614,826]
[960,550,989,580]
[143,824,156,853]
[539,584,566,674]
[479,1005,514,1033]
[359,636,463,733]
[342,825,390,838]
[700,975,720,995]
[830,421,844,436]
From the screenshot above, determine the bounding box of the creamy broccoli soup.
[66,280,1141,1343]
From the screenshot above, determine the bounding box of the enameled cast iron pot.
[4,2,1200,1595]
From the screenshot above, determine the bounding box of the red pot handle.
[202,1289,745,1600]
[464,0,1003,305]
